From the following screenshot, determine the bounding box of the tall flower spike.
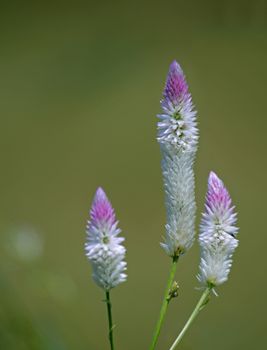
[159,61,198,257]
[85,187,127,290]
[198,172,239,287]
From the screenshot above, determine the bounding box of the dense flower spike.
[158,60,198,151]
[159,61,198,257]
[160,149,196,256]
[85,188,127,290]
[198,172,239,287]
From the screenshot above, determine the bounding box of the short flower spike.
[85,188,127,290]
[198,172,239,287]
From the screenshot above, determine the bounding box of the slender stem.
[149,257,179,350]
[169,287,212,350]
[105,290,115,350]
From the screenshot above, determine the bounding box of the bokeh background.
[0,1,266,349]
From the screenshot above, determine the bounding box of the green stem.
[149,257,179,350]
[169,287,212,350]
[105,290,115,350]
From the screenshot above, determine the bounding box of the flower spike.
[198,172,239,287]
[158,60,198,151]
[85,187,127,290]
[159,61,198,257]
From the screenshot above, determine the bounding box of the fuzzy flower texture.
[158,60,198,150]
[85,188,127,290]
[198,172,239,287]
[159,61,198,257]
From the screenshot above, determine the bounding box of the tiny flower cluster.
[85,187,127,290]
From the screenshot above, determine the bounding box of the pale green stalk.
[169,286,212,350]
[105,291,115,350]
[149,256,179,350]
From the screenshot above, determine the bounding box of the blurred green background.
[0,1,266,349]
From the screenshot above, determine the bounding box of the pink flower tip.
[169,60,182,72]
[207,171,232,211]
[163,60,189,105]
[208,171,222,188]
[90,187,116,228]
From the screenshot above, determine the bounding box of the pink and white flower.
[157,60,198,151]
[198,172,239,287]
[85,188,127,290]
